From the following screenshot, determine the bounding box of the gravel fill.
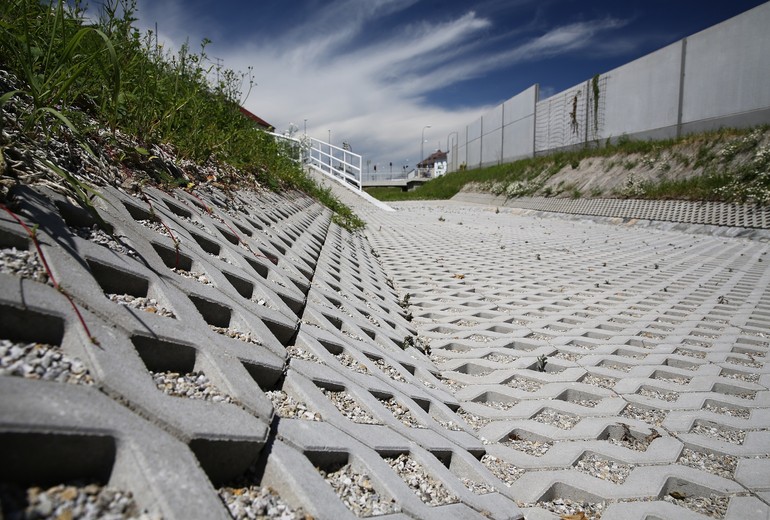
[107,293,176,318]
[485,353,515,363]
[286,345,322,363]
[171,268,213,285]
[319,463,399,517]
[532,408,581,429]
[440,378,466,392]
[704,402,751,419]
[0,247,48,283]
[0,339,94,385]
[151,370,238,404]
[219,484,307,520]
[210,326,262,345]
[518,498,606,520]
[575,453,633,484]
[690,422,746,445]
[137,219,172,238]
[582,374,616,389]
[379,397,425,428]
[677,448,737,479]
[433,417,463,431]
[503,437,552,457]
[663,492,730,518]
[372,359,406,383]
[721,370,760,383]
[266,390,321,421]
[323,390,381,424]
[480,454,523,486]
[0,481,158,520]
[480,400,517,411]
[73,226,140,260]
[505,376,542,392]
[335,352,369,374]
[619,404,668,427]
[638,386,679,402]
[457,408,490,430]
[385,454,458,506]
[460,478,496,495]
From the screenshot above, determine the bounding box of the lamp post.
[447,131,458,172]
[420,125,431,176]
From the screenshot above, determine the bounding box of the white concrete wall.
[602,42,682,140]
[682,2,770,127]
[449,2,770,170]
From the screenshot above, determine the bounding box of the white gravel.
[73,226,140,260]
[0,340,94,385]
[319,463,399,517]
[690,422,746,445]
[335,352,369,374]
[219,484,307,519]
[151,370,238,404]
[372,358,406,383]
[457,408,490,430]
[663,492,730,518]
[171,268,213,285]
[575,453,634,484]
[107,293,176,318]
[677,448,737,479]
[0,247,48,283]
[480,454,523,486]
[267,390,321,421]
[379,397,425,428]
[0,482,159,520]
[532,408,581,429]
[620,404,668,427]
[210,326,262,345]
[323,390,381,424]
[505,376,542,392]
[386,454,458,506]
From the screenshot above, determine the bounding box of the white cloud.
[132,1,628,166]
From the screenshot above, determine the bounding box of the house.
[417,150,448,178]
[238,106,275,131]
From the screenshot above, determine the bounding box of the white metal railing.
[268,132,362,190]
[306,137,362,190]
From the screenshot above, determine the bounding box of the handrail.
[269,133,362,191]
[306,137,362,191]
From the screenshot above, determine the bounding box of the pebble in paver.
[171,267,213,285]
[319,463,400,517]
[0,339,94,386]
[323,389,382,424]
[704,402,751,419]
[619,403,668,427]
[108,293,176,318]
[219,481,308,519]
[663,493,730,519]
[505,376,542,392]
[0,247,48,283]
[582,374,617,389]
[532,408,581,429]
[379,397,425,428]
[0,482,156,520]
[457,408,490,430]
[209,326,262,345]
[574,453,634,484]
[335,352,369,374]
[372,358,406,383]
[151,370,238,404]
[480,454,524,486]
[385,454,458,506]
[73,226,140,259]
[503,436,552,457]
[461,477,496,495]
[677,448,737,479]
[286,345,322,363]
[690,421,747,445]
[267,390,321,421]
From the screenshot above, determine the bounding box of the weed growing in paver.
[535,354,548,372]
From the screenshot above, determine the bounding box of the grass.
[0,0,363,230]
[366,127,770,205]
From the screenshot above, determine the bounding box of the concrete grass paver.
[3,171,770,520]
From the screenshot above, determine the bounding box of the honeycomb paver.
[3,172,770,520]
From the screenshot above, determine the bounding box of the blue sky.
[132,0,766,169]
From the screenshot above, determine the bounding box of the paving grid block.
[1,182,529,519]
[315,178,770,520]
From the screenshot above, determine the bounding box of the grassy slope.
[367,127,770,205]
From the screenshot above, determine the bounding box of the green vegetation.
[366,126,770,205]
[0,0,363,230]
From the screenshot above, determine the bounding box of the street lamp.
[420,125,431,175]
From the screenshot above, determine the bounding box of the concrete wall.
[602,42,682,141]
[449,1,770,172]
[681,2,770,133]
